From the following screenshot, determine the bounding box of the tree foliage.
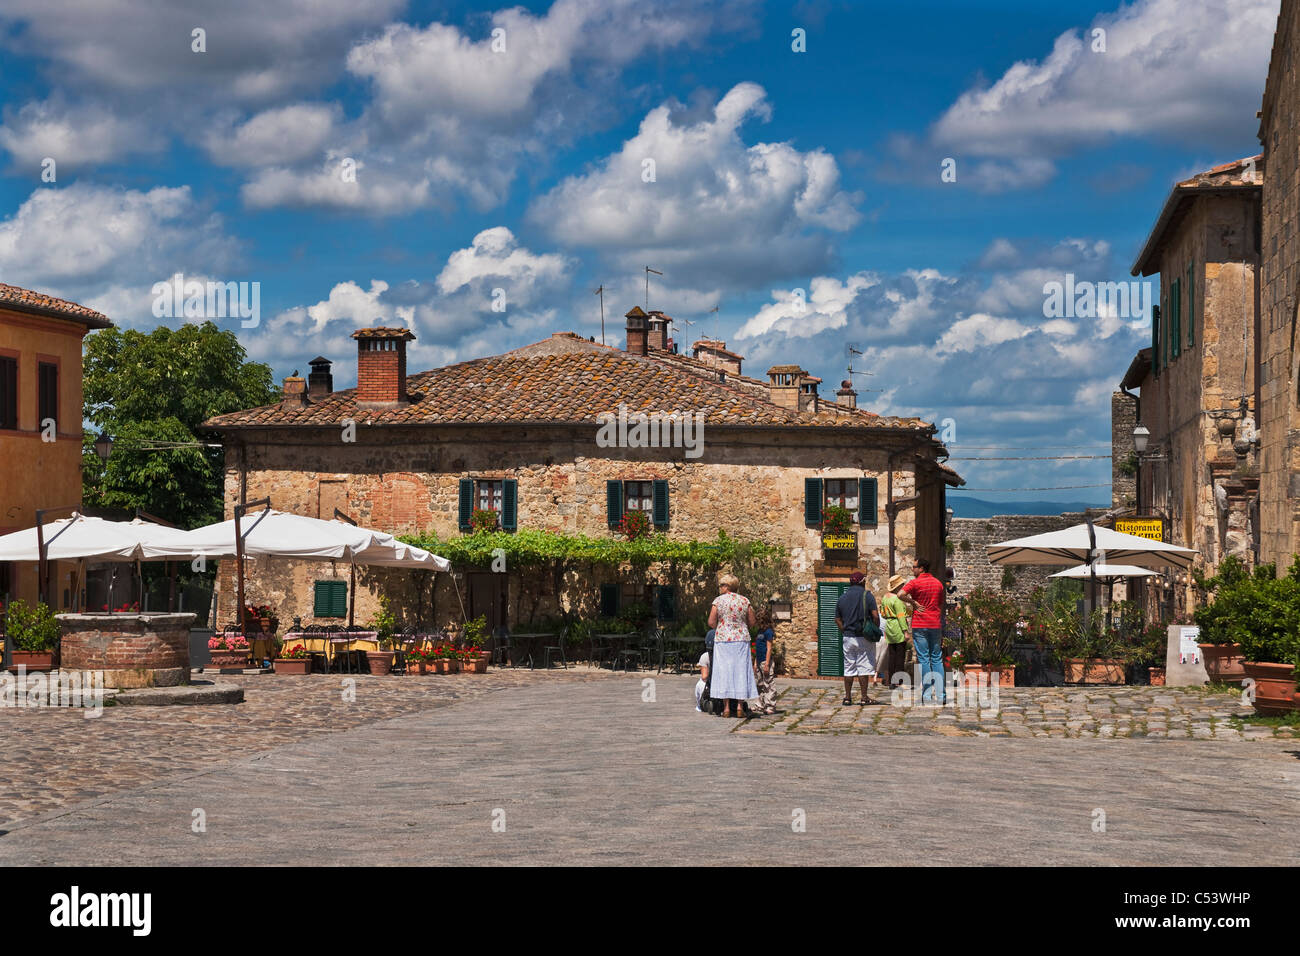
[81,322,278,527]
[1194,557,1300,665]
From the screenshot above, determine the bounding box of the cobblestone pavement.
[1,674,1297,866]
[0,667,609,827]
[740,682,1299,740]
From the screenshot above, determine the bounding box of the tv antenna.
[845,344,882,393]
[594,285,605,345]
[644,266,662,309]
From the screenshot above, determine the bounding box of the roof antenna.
[846,343,882,393]
[644,266,662,309]
[593,285,605,345]
[707,304,719,342]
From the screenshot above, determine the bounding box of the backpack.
[861,588,883,643]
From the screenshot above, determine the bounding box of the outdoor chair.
[327,630,356,675]
[611,633,641,672]
[542,625,568,670]
[587,630,612,669]
[655,627,683,674]
[489,626,512,667]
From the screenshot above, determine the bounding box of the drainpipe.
[1119,383,1140,513]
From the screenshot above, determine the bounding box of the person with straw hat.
[878,573,911,691]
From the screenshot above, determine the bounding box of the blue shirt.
[753,627,773,663]
[835,585,877,636]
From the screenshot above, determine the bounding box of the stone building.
[1123,155,1263,615]
[0,284,112,608]
[204,312,963,677]
[1258,0,1300,573]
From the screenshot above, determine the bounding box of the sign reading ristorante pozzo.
[1115,517,1164,541]
[821,533,857,550]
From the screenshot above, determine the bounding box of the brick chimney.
[799,375,821,413]
[646,311,669,351]
[625,307,649,356]
[836,379,857,410]
[280,373,309,409]
[352,327,415,406]
[307,356,333,399]
[767,365,806,410]
[692,339,743,377]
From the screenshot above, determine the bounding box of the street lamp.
[1132,424,1149,454]
[93,431,113,461]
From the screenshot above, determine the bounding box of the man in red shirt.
[901,557,946,704]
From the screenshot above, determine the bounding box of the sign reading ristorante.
[1115,517,1164,541]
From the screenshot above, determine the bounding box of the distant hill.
[947,496,1108,518]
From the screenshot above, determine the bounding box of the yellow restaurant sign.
[822,533,857,550]
[1115,518,1164,541]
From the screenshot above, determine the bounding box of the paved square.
[1,672,1297,865]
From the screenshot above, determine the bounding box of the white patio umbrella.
[1049,564,1156,582]
[0,513,190,563]
[989,520,1197,615]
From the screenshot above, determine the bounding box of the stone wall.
[948,512,1108,609]
[1259,0,1300,573]
[1111,391,1137,511]
[218,423,952,677]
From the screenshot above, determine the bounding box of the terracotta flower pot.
[1242,662,1298,715]
[444,659,460,674]
[1064,658,1126,684]
[992,667,1014,687]
[208,651,247,670]
[8,651,55,673]
[463,658,487,674]
[366,651,395,676]
[274,658,312,675]
[409,661,427,675]
[1198,643,1246,682]
[1148,666,1166,687]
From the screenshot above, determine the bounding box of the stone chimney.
[799,375,822,413]
[646,311,669,351]
[692,339,743,377]
[625,307,649,356]
[280,374,309,409]
[836,379,857,410]
[352,327,415,406]
[307,356,333,399]
[766,365,806,410]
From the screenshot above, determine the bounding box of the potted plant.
[408,644,432,675]
[1193,556,1257,684]
[4,599,59,672]
[365,596,397,676]
[1045,603,1127,685]
[274,643,313,675]
[435,641,458,674]
[463,614,491,667]
[954,587,1018,686]
[617,510,651,541]
[1197,558,1300,714]
[469,508,499,534]
[820,504,856,551]
[207,632,250,670]
[459,644,486,673]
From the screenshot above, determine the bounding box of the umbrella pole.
[349,562,356,628]
[235,509,246,639]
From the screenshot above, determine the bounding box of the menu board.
[1178,626,1200,664]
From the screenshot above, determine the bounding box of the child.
[752,609,777,715]
[696,628,716,713]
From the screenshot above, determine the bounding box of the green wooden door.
[817,582,848,677]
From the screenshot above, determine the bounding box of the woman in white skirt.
[707,573,758,718]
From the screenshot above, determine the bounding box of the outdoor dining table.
[280,630,379,672]
[506,633,551,669]
[593,632,640,670]
[664,634,706,672]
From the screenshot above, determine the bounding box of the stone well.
[56,613,195,688]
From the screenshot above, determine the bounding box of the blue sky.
[0,0,1280,502]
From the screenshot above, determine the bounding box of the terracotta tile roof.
[691,339,744,361]
[0,283,112,328]
[1132,155,1263,276]
[205,332,933,433]
[352,327,415,340]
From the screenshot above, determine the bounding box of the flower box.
[1063,658,1126,684]
[366,651,394,676]
[1148,666,1166,686]
[274,658,312,675]
[7,651,55,673]
[207,651,248,670]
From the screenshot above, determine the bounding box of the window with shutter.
[458,478,474,530]
[314,580,347,618]
[653,584,677,621]
[1171,278,1181,359]
[38,363,57,431]
[804,477,823,525]
[1152,304,1161,377]
[652,479,669,528]
[859,477,878,526]
[501,479,518,531]
[0,356,15,430]
[606,480,623,528]
[600,584,620,618]
[817,582,847,677]
[1186,262,1194,348]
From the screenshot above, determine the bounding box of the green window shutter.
[501,479,518,531]
[1186,262,1194,347]
[804,477,823,525]
[652,479,669,528]
[859,477,878,526]
[817,582,847,677]
[1152,304,1161,377]
[606,480,624,528]
[600,584,620,618]
[1171,279,1180,359]
[458,478,474,531]
[314,580,347,618]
